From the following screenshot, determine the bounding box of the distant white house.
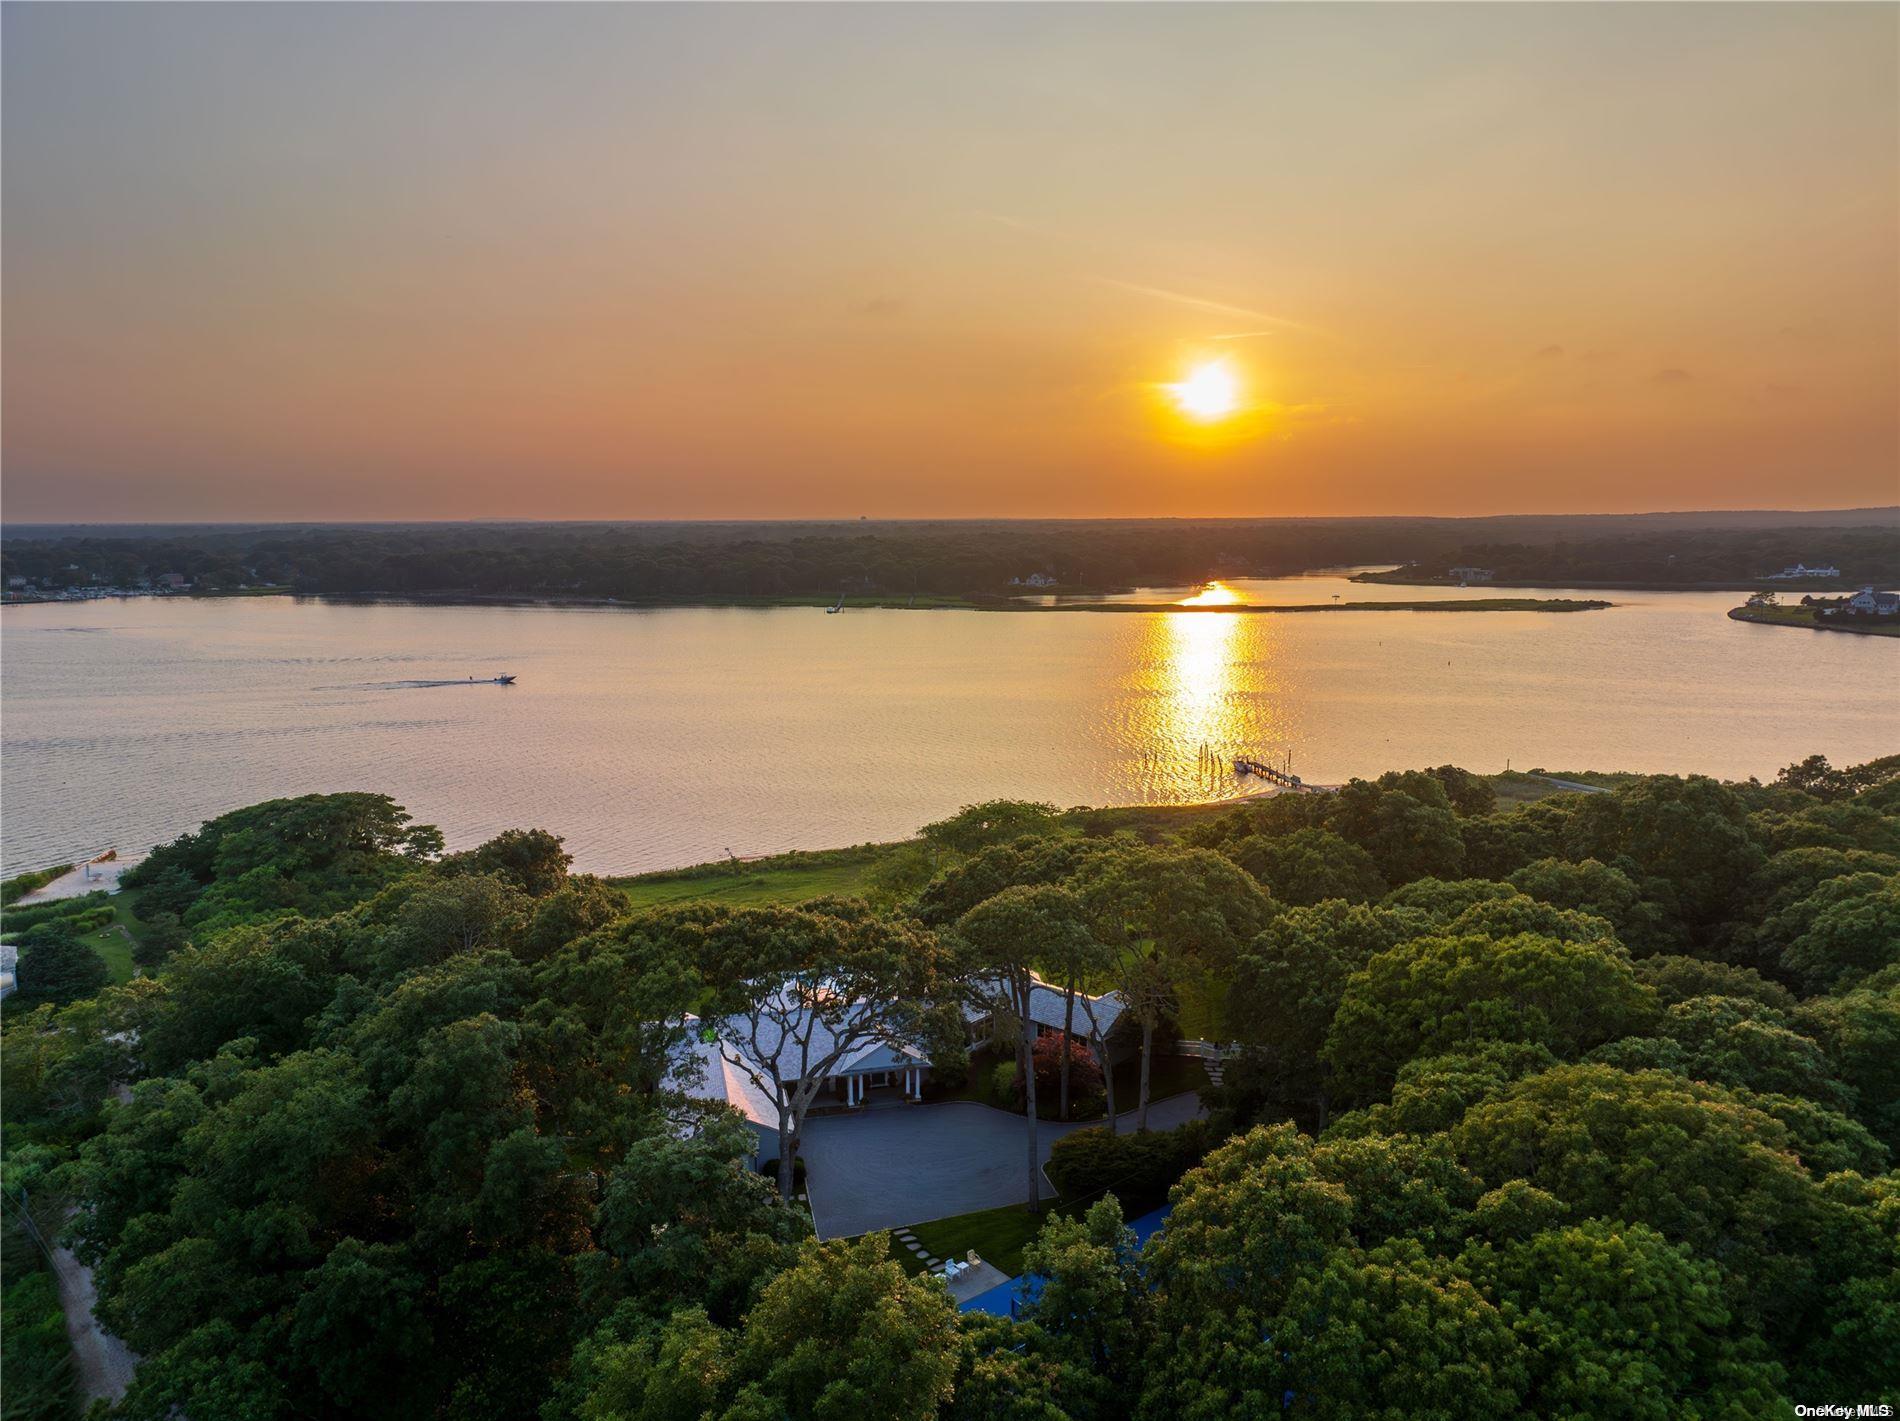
[1765,563,1841,580]
[0,942,16,999]
[1008,573,1059,588]
[1841,586,1900,616]
[1448,566,1495,584]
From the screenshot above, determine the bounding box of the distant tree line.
[6,514,1895,598]
[1,753,1896,1418]
[1377,525,1900,585]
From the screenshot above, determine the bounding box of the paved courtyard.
[801,1091,1205,1237]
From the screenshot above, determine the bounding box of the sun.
[1166,360,1241,421]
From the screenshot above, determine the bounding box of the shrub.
[930,1052,969,1093]
[0,864,73,908]
[1021,1034,1103,1109]
[13,924,109,1005]
[1044,1117,1221,1212]
[989,1060,1018,1104]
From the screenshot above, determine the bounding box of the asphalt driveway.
[801,1091,1205,1237]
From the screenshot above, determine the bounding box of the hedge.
[1043,1116,1222,1212]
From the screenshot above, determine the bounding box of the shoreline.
[153,590,1609,615]
[1726,606,1900,638]
[1352,571,1899,594]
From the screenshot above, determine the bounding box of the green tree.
[519,875,630,962]
[682,902,954,1200]
[1635,954,1796,1012]
[1223,827,1386,906]
[1074,845,1273,1127]
[132,909,190,970]
[1020,1197,1147,1389]
[588,1114,808,1326]
[1588,994,1853,1112]
[1798,973,1900,1154]
[440,828,574,897]
[1782,878,1900,993]
[1461,1220,1786,1419]
[1226,901,1427,1131]
[1324,932,1655,1103]
[1561,776,1766,932]
[946,1314,1111,1421]
[1319,775,1466,884]
[13,921,108,1005]
[1452,1063,1844,1333]
[727,1236,960,1421]
[959,885,1095,1204]
[1507,856,1671,954]
[920,800,1063,857]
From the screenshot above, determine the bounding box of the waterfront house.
[1765,563,1842,580]
[1843,587,1900,616]
[1448,566,1495,583]
[671,1003,937,1164]
[670,972,1132,1163]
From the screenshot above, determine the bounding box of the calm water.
[2,576,1894,875]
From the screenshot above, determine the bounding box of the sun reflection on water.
[1177,580,1244,607]
[1130,599,1287,800]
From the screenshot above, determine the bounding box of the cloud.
[1088,276,1319,334]
[1649,367,1693,386]
[856,297,904,317]
[1532,344,1565,359]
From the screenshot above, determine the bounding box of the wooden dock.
[1233,756,1304,789]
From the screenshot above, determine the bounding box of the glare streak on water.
[1,580,1894,876]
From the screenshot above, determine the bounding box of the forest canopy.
[2,751,1897,1419]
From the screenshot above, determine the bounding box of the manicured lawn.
[875,1200,1082,1278]
[611,844,914,910]
[1487,769,1642,806]
[0,888,146,985]
[79,893,146,984]
[1728,604,1900,637]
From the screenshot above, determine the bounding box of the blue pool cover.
[957,1203,1172,1318]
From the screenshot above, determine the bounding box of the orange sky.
[3,3,1895,521]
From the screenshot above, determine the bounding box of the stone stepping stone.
[920,1255,939,1267]
[903,1240,926,1254]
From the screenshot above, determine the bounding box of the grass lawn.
[1487,769,1643,807]
[1728,604,1900,637]
[874,1200,1083,1278]
[610,843,912,910]
[78,892,146,984]
[0,888,146,985]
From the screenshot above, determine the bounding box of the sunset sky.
[4,3,1895,522]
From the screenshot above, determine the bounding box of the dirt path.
[48,1234,139,1403]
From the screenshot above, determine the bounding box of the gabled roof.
[965,973,1127,1037]
[670,1017,783,1128]
[671,1000,934,1126]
